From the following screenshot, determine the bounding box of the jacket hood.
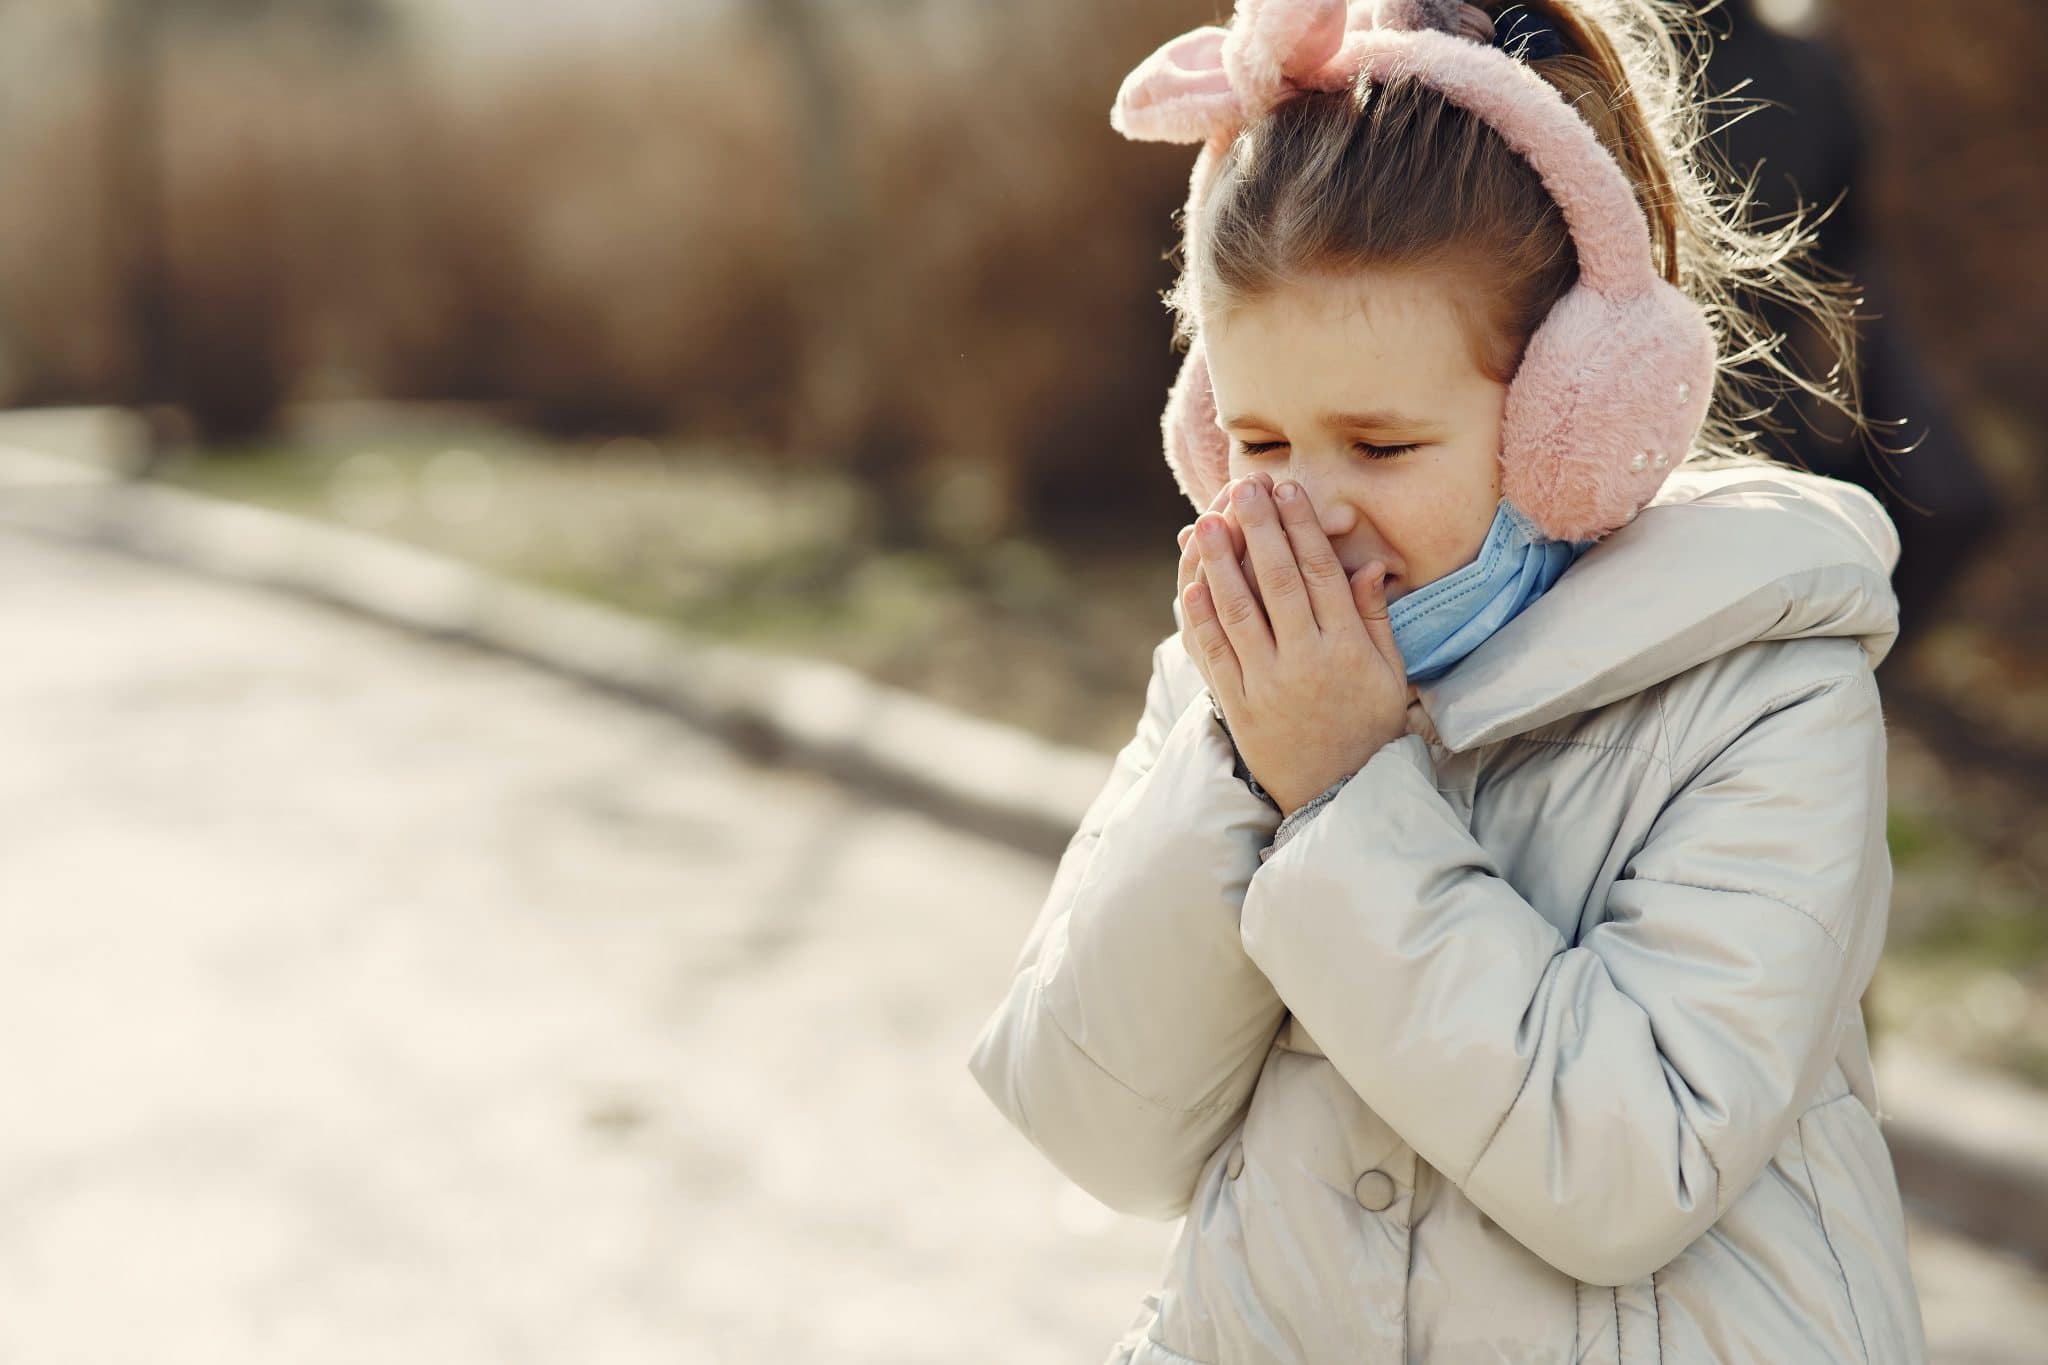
[1417,460,1902,752]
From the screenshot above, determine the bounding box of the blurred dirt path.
[0,528,2039,1364]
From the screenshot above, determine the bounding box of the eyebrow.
[1218,407,1438,431]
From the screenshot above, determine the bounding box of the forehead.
[1203,268,1492,421]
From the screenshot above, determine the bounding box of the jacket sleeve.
[1237,666,1891,1285]
[966,630,1287,1220]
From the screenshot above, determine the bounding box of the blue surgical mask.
[1390,497,1594,682]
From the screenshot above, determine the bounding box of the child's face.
[1203,267,1506,605]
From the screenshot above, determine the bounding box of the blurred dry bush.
[0,1,1210,544]
[810,0,1208,544]
[0,0,2035,544]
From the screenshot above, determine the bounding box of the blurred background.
[1,0,2044,1358]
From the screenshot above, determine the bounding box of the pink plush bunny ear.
[1110,25,1245,144]
[1111,1,1367,145]
[1221,0,1352,111]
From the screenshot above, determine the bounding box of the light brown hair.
[1163,0,1894,471]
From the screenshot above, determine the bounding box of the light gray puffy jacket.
[966,462,1927,1363]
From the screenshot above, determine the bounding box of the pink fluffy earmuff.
[1111,0,1716,544]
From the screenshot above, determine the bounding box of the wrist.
[1273,775,1345,820]
[1209,694,1401,815]
[1272,738,1397,816]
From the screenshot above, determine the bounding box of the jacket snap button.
[1225,1143,1245,1180]
[1353,1169,1396,1211]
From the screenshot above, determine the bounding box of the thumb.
[1351,561,1404,672]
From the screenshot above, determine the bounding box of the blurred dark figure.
[1700,0,2005,671]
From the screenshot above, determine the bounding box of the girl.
[967,2,1925,1362]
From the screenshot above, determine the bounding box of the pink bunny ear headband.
[1112,0,1716,543]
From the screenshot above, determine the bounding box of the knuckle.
[1260,565,1305,600]
[1295,544,1344,581]
[1216,591,1258,627]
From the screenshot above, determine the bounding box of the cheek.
[1403,512,1475,571]
[1420,446,1502,560]
[1379,478,1495,578]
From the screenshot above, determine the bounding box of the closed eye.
[1235,440,1419,460]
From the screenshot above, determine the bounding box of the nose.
[1281,460,1359,539]
[1276,458,1400,578]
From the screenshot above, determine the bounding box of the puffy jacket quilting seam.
[1652,678,1675,774]
[1029,976,1245,1118]
[1665,670,1865,785]
[1702,1121,1727,1222]
[1458,903,1740,1225]
[1802,1088,1861,1118]
[1652,1269,1665,1362]
[1459,944,1569,1186]
[1641,671,1864,956]
[1622,875,1849,956]
[1495,733,1665,765]
[1795,1111,1874,1365]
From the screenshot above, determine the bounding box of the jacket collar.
[1415,461,1902,753]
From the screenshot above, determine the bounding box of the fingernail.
[1233,481,1258,503]
[1275,481,1297,502]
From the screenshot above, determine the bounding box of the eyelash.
[1235,440,1419,460]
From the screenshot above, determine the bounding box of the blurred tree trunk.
[104,0,177,467]
[750,0,924,546]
